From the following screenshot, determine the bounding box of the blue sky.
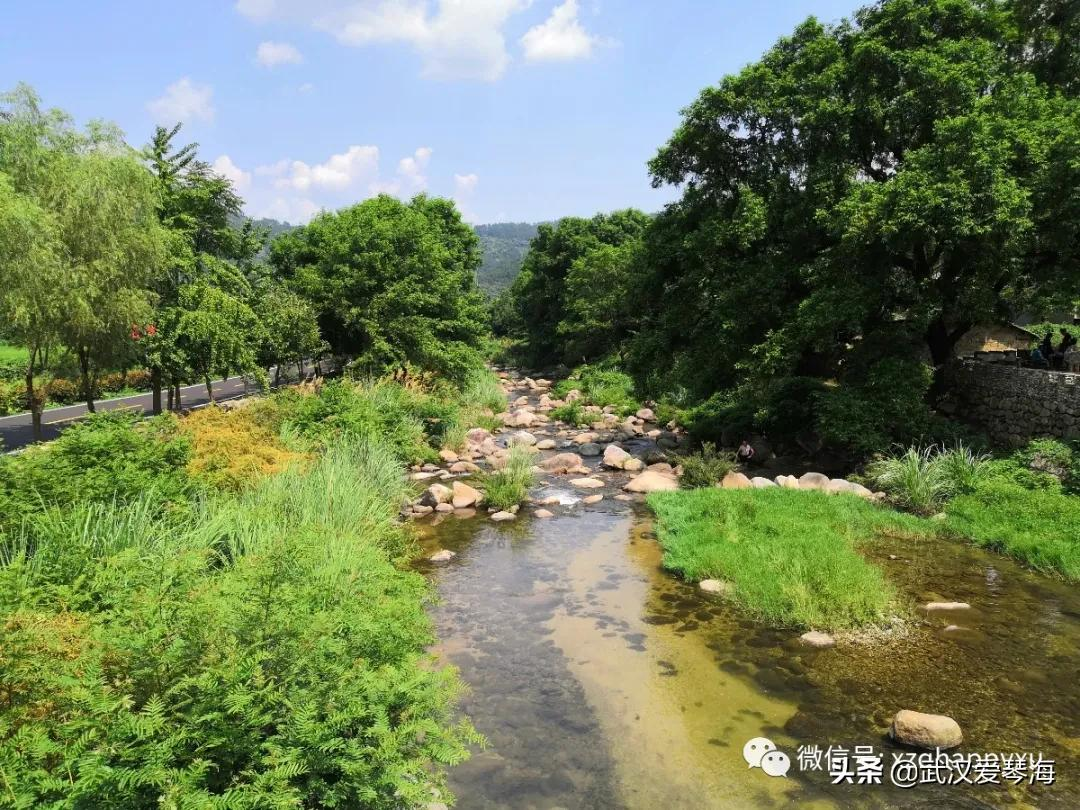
[2,0,858,224]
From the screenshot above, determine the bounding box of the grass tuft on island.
[647,487,933,631]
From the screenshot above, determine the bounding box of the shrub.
[679,442,735,488]
[816,358,934,455]
[647,488,928,630]
[553,364,639,414]
[0,412,196,531]
[1013,438,1079,494]
[181,404,307,490]
[45,377,81,404]
[0,439,481,806]
[0,380,27,415]
[481,446,535,510]
[683,390,755,446]
[551,400,590,426]
[275,380,439,464]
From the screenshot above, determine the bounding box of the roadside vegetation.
[647,488,931,631]
[0,372,498,806]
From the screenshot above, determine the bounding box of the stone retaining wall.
[947,360,1080,445]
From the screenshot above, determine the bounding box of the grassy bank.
[0,372,498,806]
[647,488,932,631]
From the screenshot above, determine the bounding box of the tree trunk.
[25,361,42,442]
[206,378,214,403]
[77,347,96,413]
[274,365,281,386]
[173,384,182,411]
[151,367,163,414]
[925,317,972,402]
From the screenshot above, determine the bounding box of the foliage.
[945,481,1080,580]
[255,282,325,374]
[480,447,535,511]
[1024,322,1080,348]
[679,443,735,489]
[619,0,1080,453]
[550,401,590,427]
[557,241,644,363]
[0,439,480,807]
[0,412,195,532]
[274,380,448,465]
[815,359,935,455]
[181,404,307,490]
[682,391,756,447]
[272,195,488,384]
[552,364,639,415]
[510,210,651,366]
[648,488,928,630]
[866,444,991,514]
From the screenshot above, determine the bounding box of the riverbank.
[414,372,1080,808]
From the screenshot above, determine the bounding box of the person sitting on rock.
[736,439,755,463]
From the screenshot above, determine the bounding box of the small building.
[953,323,1038,360]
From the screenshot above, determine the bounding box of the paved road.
[0,375,255,451]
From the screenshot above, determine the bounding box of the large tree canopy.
[271,195,488,383]
[627,0,1080,450]
[510,209,651,366]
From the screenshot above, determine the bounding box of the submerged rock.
[889,710,963,750]
[923,601,971,611]
[429,549,456,563]
[571,477,605,489]
[578,442,602,457]
[490,510,516,522]
[699,579,732,596]
[583,494,604,504]
[535,508,555,518]
[799,631,836,648]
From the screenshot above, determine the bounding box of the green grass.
[944,482,1080,581]
[552,364,639,415]
[550,401,591,426]
[0,341,29,365]
[480,446,535,510]
[647,488,932,631]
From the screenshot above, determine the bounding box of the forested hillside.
[475,221,539,296]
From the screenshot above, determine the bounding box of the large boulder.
[578,442,602,457]
[636,407,656,422]
[539,452,585,474]
[603,444,632,469]
[751,476,777,488]
[451,481,483,509]
[889,710,963,750]
[573,432,599,445]
[449,460,481,474]
[623,470,679,493]
[721,471,752,489]
[776,474,799,489]
[826,478,873,498]
[503,409,536,428]
[798,472,831,491]
[418,483,453,508]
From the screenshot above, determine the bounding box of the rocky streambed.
[410,372,1080,809]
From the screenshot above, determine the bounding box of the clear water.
[413,391,1080,809]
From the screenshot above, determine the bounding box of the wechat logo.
[743,737,792,778]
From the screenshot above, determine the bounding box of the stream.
[413,379,1080,809]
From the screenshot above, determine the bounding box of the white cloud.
[147,78,215,125]
[256,40,305,67]
[274,144,381,192]
[398,146,433,190]
[298,82,316,93]
[521,0,599,62]
[212,155,252,192]
[235,0,532,81]
[454,172,479,194]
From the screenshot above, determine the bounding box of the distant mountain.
[249,217,299,241]
[475,222,539,297]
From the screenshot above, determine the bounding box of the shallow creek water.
[413,386,1080,809]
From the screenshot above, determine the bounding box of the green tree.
[254,283,325,382]
[271,194,488,383]
[633,0,1080,450]
[510,209,650,366]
